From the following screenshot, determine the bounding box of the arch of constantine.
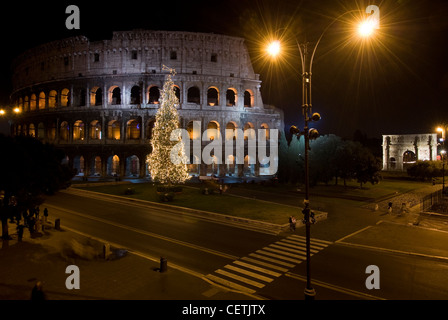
[382,133,438,171]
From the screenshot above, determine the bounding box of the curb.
[65,187,328,235]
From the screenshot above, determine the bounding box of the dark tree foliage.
[406,160,443,181]
[0,135,74,239]
[278,133,381,187]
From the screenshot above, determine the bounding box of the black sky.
[1,0,447,139]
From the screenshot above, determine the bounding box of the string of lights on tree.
[147,66,190,185]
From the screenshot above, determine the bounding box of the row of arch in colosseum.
[14,85,256,112]
[13,118,273,143]
[69,152,267,179]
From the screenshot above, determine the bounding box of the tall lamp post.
[267,8,378,300]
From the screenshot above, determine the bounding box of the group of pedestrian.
[16,206,49,240]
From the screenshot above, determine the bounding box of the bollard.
[55,218,60,230]
[160,257,167,273]
[103,243,111,260]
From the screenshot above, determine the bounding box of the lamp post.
[441,150,446,194]
[267,8,378,300]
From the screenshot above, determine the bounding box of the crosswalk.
[205,235,332,294]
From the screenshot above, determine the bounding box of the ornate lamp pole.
[267,6,379,300]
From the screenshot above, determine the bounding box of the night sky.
[1,0,447,139]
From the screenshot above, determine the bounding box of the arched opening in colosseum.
[24,96,29,112]
[61,88,70,107]
[37,123,45,139]
[207,87,219,106]
[146,119,156,140]
[126,155,140,177]
[244,122,255,140]
[174,85,181,103]
[225,122,238,140]
[244,90,253,107]
[29,124,35,137]
[107,155,120,176]
[207,155,219,176]
[108,120,121,140]
[226,89,237,106]
[90,87,102,106]
[206,121,220,141]
[18,98,23,111]
[127,119,141,140]
[186,120,200,140]
[244,155,255,176]
[60,121,69,141]
[260,123,270,140]
[130,86,141,104]
[48,122,56,141]
[92,156,102,176]
[148,86,160,104]
[73,120,85,141]
[38,92,46,110]
[226,155,236,176]
[73,156,85,176]
[30,94,37,111]
[109,86,121,105]
[187,86,200,104]
[90,120,101,140]
[49,90,57,108]
[188,155,200,176]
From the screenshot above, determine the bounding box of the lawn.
[74,177,433,225]
[76,182,296,225]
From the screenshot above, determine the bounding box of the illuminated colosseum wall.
[10,30,284,179]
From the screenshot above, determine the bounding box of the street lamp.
[267,9,378,300]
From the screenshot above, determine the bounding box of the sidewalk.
[0,221,257,300]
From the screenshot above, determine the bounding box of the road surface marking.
[248,253,295,268]
[205,234,332,295]
[335,226,373,243]
[215,269,265,288]
[233,260,282,277]
[45,204,239,261]
[285,272,385,300]
[223,265,274,283]
[205,274,257,294]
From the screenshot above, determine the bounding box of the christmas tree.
[147,67,190,185]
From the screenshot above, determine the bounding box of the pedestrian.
[17,224,24,242]
[30,281,46,300]
[43,208,48,223]
[291,216,296,231]
[289,216,293,231]
[28,216,35,235]
[387,202,393,214]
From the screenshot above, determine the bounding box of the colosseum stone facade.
[10,30,284,179]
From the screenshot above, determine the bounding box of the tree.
[0,135,73,239]
[147,67,190,185]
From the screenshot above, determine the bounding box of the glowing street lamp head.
[0,109,5,116]
[266,40,281,57]
[358,19,376,38]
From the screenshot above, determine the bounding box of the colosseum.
[9,30,284,180]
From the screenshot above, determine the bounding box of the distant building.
[10,30,284,179]
[382,133,438,171]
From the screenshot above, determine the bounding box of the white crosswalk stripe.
[205,235,332,294]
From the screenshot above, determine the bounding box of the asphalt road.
[43,188,448,300]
